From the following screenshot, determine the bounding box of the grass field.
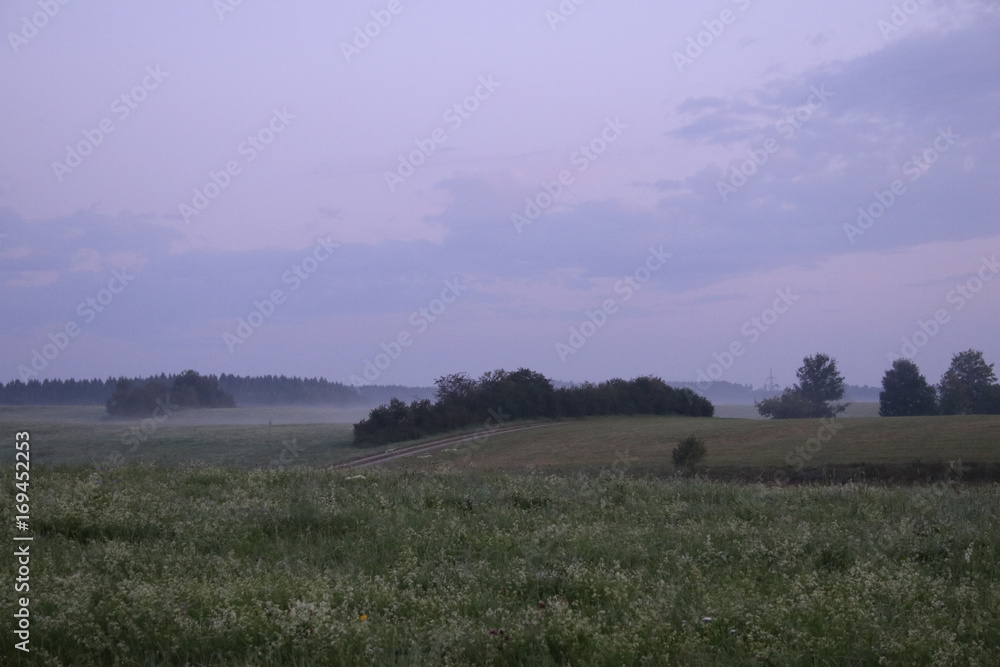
[0,406,367,469]
[6,405,998,477]
[3,465,998,665]
[400,414,1000,480]
[712,401,882,420]
[5,407,1000,664]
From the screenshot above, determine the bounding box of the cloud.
[5,271,59,288]
[370,9,1000,299]
[658,12,1000,264]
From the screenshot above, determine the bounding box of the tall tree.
[796,354,846,408]
[879,358,937,416]
[939,350,998,415]
[757,354,846,419]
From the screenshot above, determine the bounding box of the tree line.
[879,350,1000,416]
[0,374,434,408]
[756,349,1000,418]
[353,368,715,446]
[0,377,118,405]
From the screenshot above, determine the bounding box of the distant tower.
[763,369,780,393]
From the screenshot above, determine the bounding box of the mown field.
[3,465,999,666]
[712,401,881,420]
[399,414,1000,481]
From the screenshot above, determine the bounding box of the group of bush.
[106,370,235,417]
[353,369,714,446]
[756,349,1000,419]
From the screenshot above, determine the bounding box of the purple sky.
[2,0,998,390]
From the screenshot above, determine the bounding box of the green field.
[3,465,998,665]
[0,406,366,469]
[398,414,1000,480]
[5,405,999,478]
[4,407,1000,665]
[712,401,882,420]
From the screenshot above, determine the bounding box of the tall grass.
[4,465,998,665]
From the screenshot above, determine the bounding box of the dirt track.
[334,423,562,469]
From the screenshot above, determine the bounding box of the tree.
[879,359,938,416]
[169,370,235,408]
[757,354,846,419]
[106,378,170,417]
[796,354,846,408]
[478,368,556,419]
[988,385,1000,415]
[433,372,479,428]
[939,350,999,415]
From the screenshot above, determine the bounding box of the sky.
[1,0,998,390]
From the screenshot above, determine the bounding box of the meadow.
[397,413,1000,483]
[3,465,998,665]
[0,406,365,469]
[7,404,998,476]
[3,407,1000,665]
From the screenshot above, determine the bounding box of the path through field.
[334,422,564,469]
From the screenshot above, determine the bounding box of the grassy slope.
[397,414,1000,474]
[713,401,882,419]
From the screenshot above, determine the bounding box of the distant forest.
[0,374,435,407]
